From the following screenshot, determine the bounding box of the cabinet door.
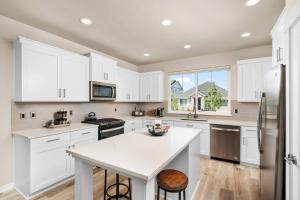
[21,44,60,101]
[30,134,69,193]
[90,55,104,82]
[241,126,260,165]
[102,59,116,84]
[125,120,142,133]
[237,64,256,102]
[61,53,89,102]
[129,72,140,101]
[200,130,210,156]
[140,74,151,101]
[115,67,129,101]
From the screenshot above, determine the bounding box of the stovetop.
[82,118,125,130]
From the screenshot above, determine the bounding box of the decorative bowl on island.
[147,124,170,136]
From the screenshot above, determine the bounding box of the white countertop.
[12,123,99,139]
[67,127,201,181]
[121,116,257,127]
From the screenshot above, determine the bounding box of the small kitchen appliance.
[156,107,165,117]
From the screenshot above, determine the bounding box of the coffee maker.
[156,107,165,117]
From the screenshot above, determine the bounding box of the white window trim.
[168,66,232,116]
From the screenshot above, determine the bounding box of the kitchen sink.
[180,118,208,122]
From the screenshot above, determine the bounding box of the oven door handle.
[101,126,124,133]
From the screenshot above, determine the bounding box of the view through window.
[170,68,230,114]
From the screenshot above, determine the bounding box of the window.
[169,68,230,115]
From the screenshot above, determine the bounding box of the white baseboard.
[191,180,201,200]
[0,183,14,194]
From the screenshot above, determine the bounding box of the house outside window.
[169,67,231,115]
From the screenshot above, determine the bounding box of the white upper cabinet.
[139,71,164,102]
[86,53,117,84]
[237,57,272,102]
[115,66,139,102]
[14,37,89,102]
[60,53,89,102]
[272,9,287,66]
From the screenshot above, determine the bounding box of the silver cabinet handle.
[211,127,240,132]
[46,138,60,143]
[106,73,109,80]
[81,132,91,135]
[242,137,246,145]
[186,124,194,127]
[246,129,256,132]
[72,144,75,148]
[63,88,66,98]
[59,88,62,98]
[104,73,106,80]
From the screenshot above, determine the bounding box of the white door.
[61,53,89,102]
[22,44,60,101]
[287,19,300,200]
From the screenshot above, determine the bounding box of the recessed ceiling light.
[80,18,93,25]
[161,19,173,26]
[245,0,260,7]
[144,53,150,57]
[240,32,251,38]
[184,45,192,49]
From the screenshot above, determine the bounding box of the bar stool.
[103,169,132,200]
[156,169,188,200]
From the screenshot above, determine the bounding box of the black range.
[82,112,125,140]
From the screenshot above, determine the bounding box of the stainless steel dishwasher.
[210,124,241,162]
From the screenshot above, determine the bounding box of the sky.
[171,69,229,91]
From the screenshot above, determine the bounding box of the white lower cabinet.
[124,119,143,133]
[240,126,260,166]
[14,127,98,197]
[173,121,210,156]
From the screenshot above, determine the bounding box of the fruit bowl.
[147,124,169,136]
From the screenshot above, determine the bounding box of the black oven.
[99,126,124,140]
[90,81,116,101]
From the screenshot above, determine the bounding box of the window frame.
[168,66,232,116]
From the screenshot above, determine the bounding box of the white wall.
[0,39,13,187]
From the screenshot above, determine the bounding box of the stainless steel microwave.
[90,81,116,101]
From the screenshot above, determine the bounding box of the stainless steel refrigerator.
[258,64,286,200]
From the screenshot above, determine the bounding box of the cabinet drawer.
[162,120,174,126]
[31,133,69,151]
[70,128,98,141]
[242,126,257,134]
[143,119,155,127]
[173,121,209,130]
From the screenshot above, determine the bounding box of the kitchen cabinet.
[14,37,89,102]
[173,121,210,156]
[272,9,287,66]
[115,67,139,102]
[87,53,117,84]
[140,71,164,102]
[237,57,272,102]
[240,126,260,166]
[61,52,89,102]
[124,119,143,133]
[14,126,98,197]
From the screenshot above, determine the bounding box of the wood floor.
[0,158,260,200]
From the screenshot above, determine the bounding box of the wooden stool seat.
[157,169,188,192]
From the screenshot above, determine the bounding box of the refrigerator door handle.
[257,93,265,153]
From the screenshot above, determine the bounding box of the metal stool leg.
[183,190,186,200]
[116,174,120,200]
[129,178,132,200]
[179,191,181,200]
[164,190,167,200]
[104,170,107,200]
[157,186,160,200]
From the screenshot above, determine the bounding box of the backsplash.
[140,100,259,121]
[12,100,258,131]
[12,102,138,131]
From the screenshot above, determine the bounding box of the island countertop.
[67,127,201,181]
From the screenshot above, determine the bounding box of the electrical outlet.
[69,110,73,116]
[114,108,117,112]
[30,112,36,119]
[234,109,238,114]
[20,113,26,120]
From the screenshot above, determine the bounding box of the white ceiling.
[0,0,284,65]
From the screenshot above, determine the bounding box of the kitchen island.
[67,127,201,200]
